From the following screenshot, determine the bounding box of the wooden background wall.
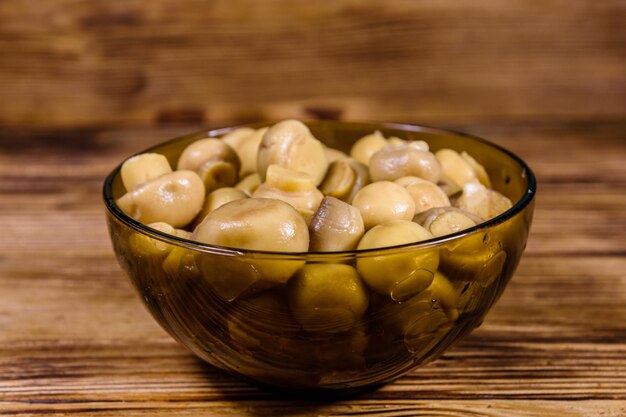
[0,0,624,128]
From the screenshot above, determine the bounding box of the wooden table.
[1,120,625,416]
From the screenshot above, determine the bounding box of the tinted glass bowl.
[103,121,535,392]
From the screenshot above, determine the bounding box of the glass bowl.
[103,120,535,393]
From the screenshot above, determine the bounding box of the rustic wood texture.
[1,1,624,414]
[0,0,624,128]
[1,120,625,416]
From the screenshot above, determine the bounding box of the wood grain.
[0,0,624,128]
[0,120,625,415]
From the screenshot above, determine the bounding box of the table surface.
[1,120,625,416]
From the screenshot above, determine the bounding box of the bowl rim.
[103,120,536,258]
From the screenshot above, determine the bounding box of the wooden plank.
[0,400,624,417]
[0,1,624,127]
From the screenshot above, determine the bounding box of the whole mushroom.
[369,145,441,183]
[223,127,268,177]
[178,138,241,191]
[319,158,370,204]
[394,176,451,214]
[120,153,172,191]
[252,165,324,222]
[117,170,205,228]
[351,181,416,230]
[454,181,512,220]
[349,131,388,165]
[309,196,365,252]
[256,120,328,186]
[288,264,369,333]
[356,220,439,301]
[193,198,309,299]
